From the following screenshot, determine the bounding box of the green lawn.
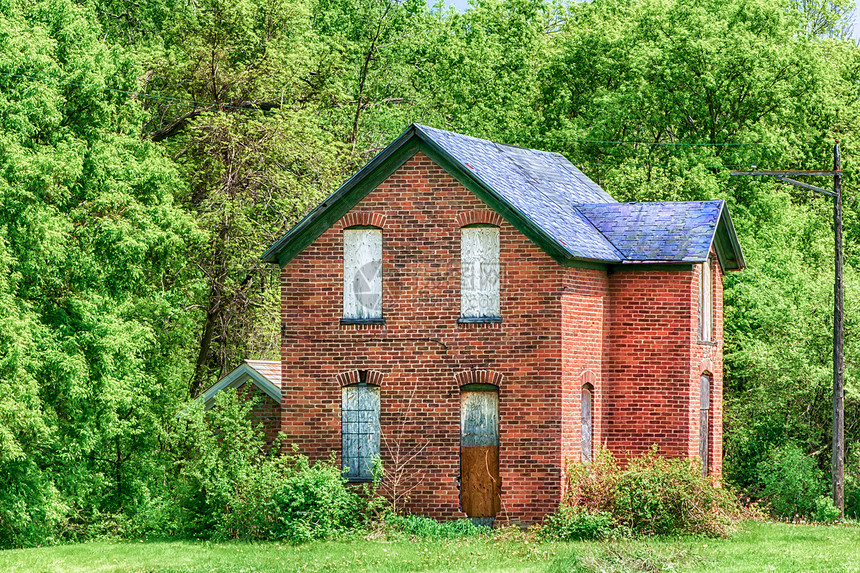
[1,522,858,573]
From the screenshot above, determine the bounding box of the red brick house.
[257,125,744,525]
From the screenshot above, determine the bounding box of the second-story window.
[461,225,500,320]
[698,256,712,342]
[343,228,382,321]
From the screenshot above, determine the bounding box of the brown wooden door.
[700,375,711,476]
[460,389,500,518]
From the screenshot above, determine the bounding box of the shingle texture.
[577,201,724,263]
[416,125,727,264]
[245,360,282,389]
[417,125,624,262]
[263,124,740,267]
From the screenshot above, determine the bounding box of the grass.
[0,521,858,573]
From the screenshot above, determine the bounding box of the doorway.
[460,385,500,521]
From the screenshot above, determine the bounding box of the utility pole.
[731,142,844,518]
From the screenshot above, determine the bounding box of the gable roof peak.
[262,124,743,270]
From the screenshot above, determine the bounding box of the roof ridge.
[574,204,628,260]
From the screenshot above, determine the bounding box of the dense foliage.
[160,392,381,542]
[552,448,740,537]
[0,0,859,545]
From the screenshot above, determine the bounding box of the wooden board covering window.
[700,375,710,476]
[460,390,500,517]
[698,258,712,342]
[581,385,593,462]
[461,226,500,319]
[342,384,380,481]
[343,228,382,319]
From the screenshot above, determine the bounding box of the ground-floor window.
[342,379,380,481]
[581,383,593,462]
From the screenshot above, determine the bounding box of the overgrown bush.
[166,390,381,541]
[812,496,840,523]
[614,448,737,536]
[755,443,825,519]
[559,446,739,537]
[0,460,67,548]
[538,506,615,541]
[566,447,620,513]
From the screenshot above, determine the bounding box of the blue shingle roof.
[577,201,724,263]
[262,124,743,270]
[416,126,623,262]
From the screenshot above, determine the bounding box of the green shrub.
[384,513,491,539]
[563,446,739,537]
[566,447,620,513]
[844,445,860,520]
[812,495,840,523]
[755,443,825,519]
[265,453,368,542]
[539,506,615,541]
[0,460,67,548]
[613,447,738,536]
[167,391,380,542]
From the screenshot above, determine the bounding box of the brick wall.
[280,152,568,524]
[604,262,723,476]
[560,268,609,497]
[604,269,696,460]
[691,254,724,478]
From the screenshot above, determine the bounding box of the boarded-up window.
[461,226,500,318]
[698,257,712,342]
[700,374,711,476]
[581,384,593,462]
[342,383,380,481]
[344,228,382,320]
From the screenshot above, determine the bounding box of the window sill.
[343,476,375,483]
[457,317,502,324]
[340,318,386,326]
[697,339,717,346]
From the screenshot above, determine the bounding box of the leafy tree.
[136,0,347,395]
[0,0,199,542]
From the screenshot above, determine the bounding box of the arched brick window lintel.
[336,369,385,387]
[580,370,597,387]
[700,358,713,375]
[339,211,387,230]
[455,210,504,228]
[455,369,504,389]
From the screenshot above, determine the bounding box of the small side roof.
[578,201,744,269]
[201,360,281,410]
[262,124,744,270]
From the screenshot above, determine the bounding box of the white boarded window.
[698,257,712,342]
[344,228,382,320]
[461,226,500,318]
[342,383,380,481]
[581,384,593,462]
